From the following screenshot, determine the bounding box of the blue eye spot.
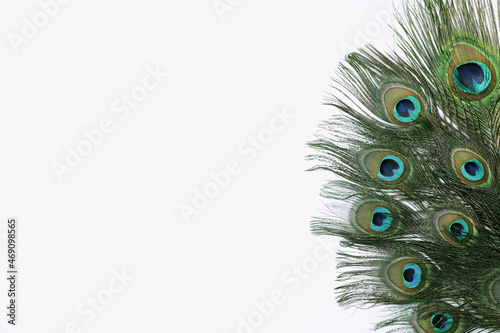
[402,263,422,289]
[431,313,453,333]
[378,155,405,182]
[396,100,413,117]
[465,161,479,175]
[370,207,393,232]
[453,61,492,94]
[393,96,421,123]
[448,219,469,241]
[460,158,485,181]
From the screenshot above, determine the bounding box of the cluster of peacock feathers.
[308,0,500,332]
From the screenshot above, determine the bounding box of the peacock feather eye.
[451,148,490,186]
[352,200,399,236]
[384,257,428,294]
[381,84,424,126]
[434,210,475,246]
[360,149,410,185]
[412,306,461,333]
[447,41,497,101]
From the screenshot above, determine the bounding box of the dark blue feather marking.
[448,218,469,242]
[402,263,422,288]
[377,155,405,182]
[453,61,492,94]
[380,159,399,177]
[460,158,485,182]
[370,207,393,232]
[395,99,414,118]
[450,223,464,235]
[457,62,485,87]
[403,268,416,282]
[372,213,385,226]
[464,161,479,176]
[392,96,421,123]
[431,313,453,333]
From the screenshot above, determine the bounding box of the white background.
[0,0,399,332]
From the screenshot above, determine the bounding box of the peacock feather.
[308,0,500,332]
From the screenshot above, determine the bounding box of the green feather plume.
[308,0,500,332]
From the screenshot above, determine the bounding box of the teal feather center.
[460,158,485,182]
[392,96,421,123]
[377,155,405,182]
[452,61,492,94]
[431,313,453,333]
[447,219,469,241]
[402,263,422,289]
[370,207,393,232]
